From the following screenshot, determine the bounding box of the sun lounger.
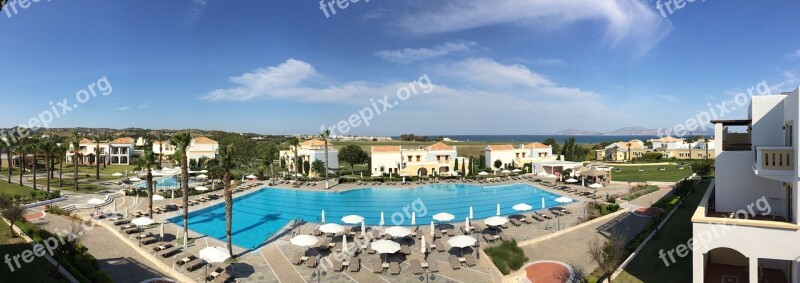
[499,232,509,241]
[530,214,545,222]
[332,259,344,272]
[124,227,140,234]
[434,240,446,252]
[482,234,495,243]
[401,244,411,255]
[306,256,317,268]
[160,247,181,258]
[211,273,232,283]
[113,219,130,226]
[185,258,205,271]
[153,244,173,252]
[373,262,383,273]
[349,257,361,272]
[427,259,439,272]
[176,255,196,266]
[550,209,565,216]
[449,255,461,270]
[291,254,303,265]
[509,218,522,226]
[434,229,442,239]
[410,259,423,275]
[390,262,400,275]
[463,254,477,267]
[141,237,158,245]
[119,224,136,230]
[536,211,553,219]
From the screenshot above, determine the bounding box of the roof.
[372,146,401,152]
[79,138,93,144]
[110,137,134,144]
[426,142,454,150]
[526,142,550,149]
[301,139,328,147]
[487,144,514,151]
[650,136,684,143]
[192,137,217,144]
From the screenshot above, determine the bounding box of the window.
[416,155,420,161]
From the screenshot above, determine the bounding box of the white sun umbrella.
[501,170,511,174]
[342,233,349,254]
[112,172,123,177]
[565,178,578,183]
[469,207,473,219]
[512,169,522,173]
[411,211,416,226]
[541,197,546,209]
[245,174,257,179]
[385,226,412,238]
[590,183,603,189]
[430,221,435,237]
[319,223,344,234]
[448,235,477,256]
[199,245,230,279]
[512,203,533,212]
[321,210,326,223]
[379,212,385,226]
[129,177,142,182]
[555,197,574,204]
[478,171,489,176]
[152,195,165,201]
[291,235,320,247]
[341,215,364,225]
[371,240,401,263]
[132,216,155,226]
[537,172,548,176]
[433,212,455,231]
[371,172,382,177]
[546,174,557,179]
[484,216,508,235]
[196,174,208,179]
[361,221,366,235]
[496,203,501,216]
[159,221,165,240]
[465,217,470,232]
[421,236,427,254]
[195,186,209,191]
[87,198,104,205]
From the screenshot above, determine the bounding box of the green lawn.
[611,165,693,182]
[0,180,36,196]
[613,180,710,283]
[0,220,70,282]
[63,164,138,175]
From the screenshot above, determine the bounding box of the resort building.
[594,139,648,162]
[152,137,219,161]
[370,142,470,177]
[650,136,716,160]
[483,142,555,169]
[67,137,138,165]
[692,88,800,283]
[279,139,339,177]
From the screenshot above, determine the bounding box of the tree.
[155,132,169,169]
[17,139,26,187]
[454,158,459,174]
[493,159,502,169]
[461,159,466,176]
[587,231,626,282]
[39,138,56,193]
[92,135,104,180]
[478,155,485,169]
[319,130,331,188]
[627,142,632,162]
[704,137,710,159]
[57,142,68,187]
[171,132,192,247]
[70,132,81,191]
[5,142,12,183]
[135,144,155,218]
[2,204,25,237]
[693,160,713,178]
[686,136,696,160]
[52,220,84,278]
[217,143,236,257]
[287,137,301,186]
[311,160,325,176]
[339,144,369,174]
[259,142,279,183]
[543,137,560,154]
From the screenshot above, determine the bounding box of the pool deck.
[43,176,644,282]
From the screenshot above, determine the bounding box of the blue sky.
[1,0,799,135]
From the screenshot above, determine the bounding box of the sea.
[391,135,691,144]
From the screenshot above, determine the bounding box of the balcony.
[752,146,794,182]
[693,182,799,229]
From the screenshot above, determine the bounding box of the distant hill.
[555,126,713,136]
[605,127,659,136]
[553,129,604,136]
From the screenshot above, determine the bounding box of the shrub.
[621,185,659,201]
[485,239,529,275]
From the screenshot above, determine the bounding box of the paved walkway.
[31,214,170,283]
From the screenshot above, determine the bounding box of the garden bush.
[485,239,528,275]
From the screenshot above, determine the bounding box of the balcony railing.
[754,146,793,170]
[692,182,799,229]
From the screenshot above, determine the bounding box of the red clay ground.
[24,211,45,221]
[525,261,571,283]
[633,207,664,217]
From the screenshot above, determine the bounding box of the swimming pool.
[135,176,196,189]
[169,183,570,249]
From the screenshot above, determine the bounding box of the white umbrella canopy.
[555,197,574,204]
[342,233,349,254]
[341,215,364,224]
[245,175,257,179]
[589,183,603,189]
[195,186,209,191]
[199,246,230,263]
[86,198,104,205]
[421,236,427,254]
[385,226,411,238]
[496,203,501,216]
[484,216,508,227]
[565,178,578,183]
[291,235,320,247]
[546,174,557,179]
[371,240,401,254]
[432,212,455,222]
[478,172,489,176]
[379,212,385,226]
[469,207,474,219]
[512,203,533,212]
[447,235,477,249]
[411,211,416,226]
[132,217,155,226]
[111,172,123,177]
[536,172,549,176]
[196,174,209,179]
[501,170,511,174]
[129,177,142,182]
[319,223,344,234]
[321,210,326,223]
[512,169,522,173]
[151,195,165,201]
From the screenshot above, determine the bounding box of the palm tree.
[70,132,81,191]
[17,139,26,187]
[92,135,104,180]
[686,136,695,160]
[288,137,300,187]
[218,144,235,257]
[171,133,192,247]
[155,132,169,169]
[57,142,68,187]
[0,142,5,181]
[28,141,38,190]
[626,143,632,163]
[5,142,12,183]
[39,138,56,193]
[318,130,331,189]
[136,144,156,218]
[704,137,710,159]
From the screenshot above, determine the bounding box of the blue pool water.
[136,176,195,189]
[169,183,570,249]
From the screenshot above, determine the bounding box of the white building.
[370,142,469,177]
[484,143,555,169]
[152,137,219,161]
[67,137,136,165]
[279,139,339,177]
[692,88,800,283]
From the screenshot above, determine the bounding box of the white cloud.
[398,0,672,56]
[658,95,677,102]
[527,58,566,66]
[771,71,800,93]
[376,40,476,63]
[118,106,130,111]
[789,49,800,59]
[138,105,148,109]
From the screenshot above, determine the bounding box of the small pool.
[135,176,196,189]
[169,183,570,249]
